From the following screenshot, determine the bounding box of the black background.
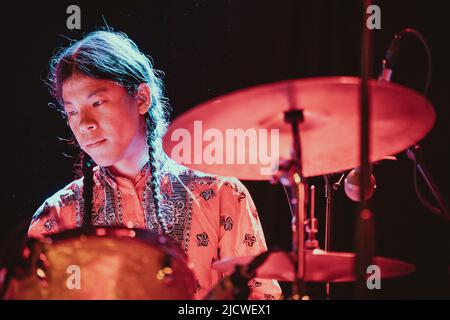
[0,0,448,299]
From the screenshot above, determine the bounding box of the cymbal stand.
[272,107,308,300]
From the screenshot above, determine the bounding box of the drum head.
[4,227,196,300]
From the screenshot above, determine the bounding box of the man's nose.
[78,113,98,133]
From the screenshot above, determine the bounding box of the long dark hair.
[48,30,171,230]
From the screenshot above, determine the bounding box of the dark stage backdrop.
[1,0,448,299]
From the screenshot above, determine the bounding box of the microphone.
[378,33,402,81]
[344,168,377,202]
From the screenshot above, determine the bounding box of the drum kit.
[1,30,447,300]
[163,76,437,299]
[0,75,442,300]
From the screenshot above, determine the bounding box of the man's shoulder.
[162,158,248,196]
[32,177,84,220]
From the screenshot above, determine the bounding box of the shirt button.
[126,222,140,228]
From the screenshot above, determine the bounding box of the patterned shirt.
[28,157,281,300]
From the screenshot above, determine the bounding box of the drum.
[3,227,195,300]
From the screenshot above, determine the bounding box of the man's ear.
[136,83,152,115]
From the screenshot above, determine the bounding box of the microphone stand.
[355,0,375,299]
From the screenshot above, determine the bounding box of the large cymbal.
[212,249,415,283]
[163,77,435,180]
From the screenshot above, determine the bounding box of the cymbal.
[163,77,435,180]
[212,249,415,282]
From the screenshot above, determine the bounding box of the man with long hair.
[28,30,281,300]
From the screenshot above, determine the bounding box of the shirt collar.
[95,151,169,189]
[96,162,149,189]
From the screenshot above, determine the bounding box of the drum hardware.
[205,250,273,300]
[271,106,309,299]
[305,185,318,250]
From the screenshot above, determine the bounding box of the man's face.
[62,74,146,167]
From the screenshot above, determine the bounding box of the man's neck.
[108,152,149,182]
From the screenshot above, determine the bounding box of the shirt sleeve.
[28,179,82,239]
[217,177,282,300]
[28,200,62,239]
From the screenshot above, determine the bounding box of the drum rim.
[40,226,189,263]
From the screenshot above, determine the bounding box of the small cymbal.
[212,249,415,282]
[163,77,435,180]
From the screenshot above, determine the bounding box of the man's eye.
[93,100,105,107]
[66,110,78,116]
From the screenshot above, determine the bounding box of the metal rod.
[324,175,333,299]
[355,0,375,299]
[283,83,308,299]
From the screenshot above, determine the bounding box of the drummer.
[28,29,281,300]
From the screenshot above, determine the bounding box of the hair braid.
[145,115,167,233]
[81,151,95,228]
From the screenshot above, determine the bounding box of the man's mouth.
[86,139,106,149]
